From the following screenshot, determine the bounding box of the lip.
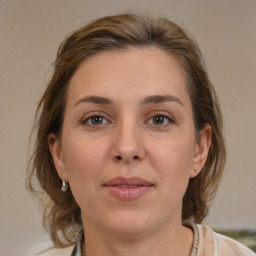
[103,176,154,201]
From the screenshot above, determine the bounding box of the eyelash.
[80,113,175,128]
[146,114,175,126]
[80,113,110,127]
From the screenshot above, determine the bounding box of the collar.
[71,220,199,256]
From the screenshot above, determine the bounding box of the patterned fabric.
[195,222,255,255]
[70,221,201,256]
[71,229,84,256]
[35,221,256,255]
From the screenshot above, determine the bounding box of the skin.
[49,47,211,256]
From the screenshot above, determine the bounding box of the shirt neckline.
[72,220,199,256]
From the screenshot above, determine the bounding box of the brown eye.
[153,116,165,125]
[90,116,104,125]
[82,115,108,126]
[148,114,173,126]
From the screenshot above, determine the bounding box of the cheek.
[63,135,109,195]
[63,137,111,213]
[148,135,195,196]
[149,137,195,174]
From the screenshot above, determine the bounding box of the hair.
[27,13,226,247]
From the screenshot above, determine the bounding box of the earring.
[61,180,68,192]
[195,169,199,174]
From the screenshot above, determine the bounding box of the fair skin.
[49,47,211,256]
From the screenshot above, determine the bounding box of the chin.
[102,209,154,237]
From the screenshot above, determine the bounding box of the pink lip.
[103,177,153,201]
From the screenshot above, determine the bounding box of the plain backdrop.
[0,0,255,255]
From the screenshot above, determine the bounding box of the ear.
[48,133,69,182]
[190,124,212,178]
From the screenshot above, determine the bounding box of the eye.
[147,114,174,126]
[81,115,109,126]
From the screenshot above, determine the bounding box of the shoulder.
[36,246,74,256]
[197,223,255,256]
[216,232,255,255]
[26,239,75,256]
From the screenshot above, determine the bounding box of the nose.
[111,119,145,164]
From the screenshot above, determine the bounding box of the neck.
[82,220,194,256]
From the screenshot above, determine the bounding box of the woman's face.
[49,47,210,237]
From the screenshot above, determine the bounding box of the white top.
[28,221,255,256]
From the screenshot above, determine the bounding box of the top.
[32,221,255,256]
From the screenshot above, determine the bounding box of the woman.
[27,13,255,256]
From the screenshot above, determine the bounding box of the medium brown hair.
[27,13,226,247]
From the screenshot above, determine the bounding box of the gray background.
[0,0,255,255]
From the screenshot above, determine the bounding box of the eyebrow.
[140,95,184,107]
[74,94,183,107]
[74,96,113,107]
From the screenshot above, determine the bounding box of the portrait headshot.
[0,1,255,256]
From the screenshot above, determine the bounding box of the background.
[0,0,255,255]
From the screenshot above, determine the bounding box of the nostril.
[115,155,139,161]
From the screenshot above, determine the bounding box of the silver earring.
[195,169,199,174]
[61,180,68,192]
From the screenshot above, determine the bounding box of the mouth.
[103,177,154,200]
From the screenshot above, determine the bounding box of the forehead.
[67,47,190,106]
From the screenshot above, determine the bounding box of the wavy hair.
[27,13,226,247]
